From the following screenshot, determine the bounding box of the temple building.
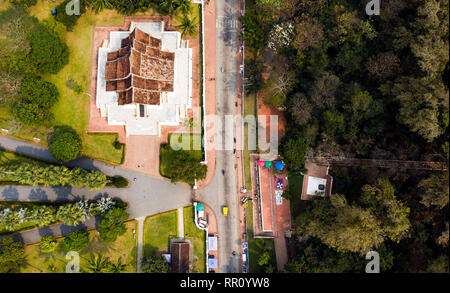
[96,22,192,136]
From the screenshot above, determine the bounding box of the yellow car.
[222,206,228,216]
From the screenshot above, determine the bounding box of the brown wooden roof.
[104,27,175,105]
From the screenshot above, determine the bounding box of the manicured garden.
[183,206,205,273]
[143,210,178,257]
[21,221,137,273]
[160,133,206,186]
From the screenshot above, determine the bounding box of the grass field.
[21,221,137,273]
[183,206,205,273]
[0,2,125,164]
[160,133,203,178]
[287,171,308,219]
[245,201,277,273]
[143,210,178,257]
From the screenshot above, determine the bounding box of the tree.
[382,76,449,142]
[240,8,272,55]
[20,75,59,108]
[176,15,197,38]
[9,0,37,7]
[279,136,308,173]
[365,52,400,80]
[40,235,58,253]
[141,256,170,273]
[108,257,127,273]
[98,207,129,242]
[419,172,449,209]
[12,101,53,126]
[57,203,86,226]
[175,0,192,16]
[0,162,106,190]
[54,0,87,31]
[63,230,89,252]
[293,16,324,52]
[297,179,410,254]
[359,178,411,243]
[29,26,69,74]
[86,0,114,13]
[84,254,111,273]
[49,126,82,162]
[264,70,297,108]
[0,236,26,273]
[160,0,178,15]
[162,146,207,186]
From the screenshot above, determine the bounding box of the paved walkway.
[0,135,192,244]
[177,207,184,238]
[136,217,145,273]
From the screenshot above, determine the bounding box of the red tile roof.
[104,27,175,105]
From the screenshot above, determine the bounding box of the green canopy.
[264,161,272,168]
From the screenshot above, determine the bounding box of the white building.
[96,22,192,136]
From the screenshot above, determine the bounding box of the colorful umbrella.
[264,161,272,168]
[275,161,285,171]
[257,160,265,167]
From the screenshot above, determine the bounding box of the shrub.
[12,101,53,126]
[29,26,69,74]
[20,75,59,108]
[54,0,86,31]
[49,126,82,162]
[141,256,170,273]
[112,176,129,188]
[0,237,26,273]
[63,230,89,252]
[112,140,123,150]
[40,235,58,253]
[9,0,37,7]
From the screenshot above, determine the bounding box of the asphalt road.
[0,136,192,244]
[196,0,241,273]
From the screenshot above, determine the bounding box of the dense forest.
[242,0,449,272]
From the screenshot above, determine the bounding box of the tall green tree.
[0,237,26,273]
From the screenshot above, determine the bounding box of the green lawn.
[143,210,178,257]
[0,2,126,164]
[160,133,203,178]
[246,201,277,273]
[287,171,309,219]
[183,206,205,273]
[22,221,137,273]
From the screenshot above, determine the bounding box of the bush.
[54,0,86,31]
[9,0,37,7]
[0,237,26,273]
[141,256,170,273]
[21,75,59,108]
[112,140,123,150]
[49,126,82,162]
[40,235,58,253]
[12,101,54,126]
[63,230,89,252]
[111,176,129,188]
[29,26,69,74]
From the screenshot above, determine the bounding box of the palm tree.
[160,0,178,15]
[87,0,114,13]
[85,254,111,273]
[175,0,192,16]
[108,257,127,273]
[177,15,198,38]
